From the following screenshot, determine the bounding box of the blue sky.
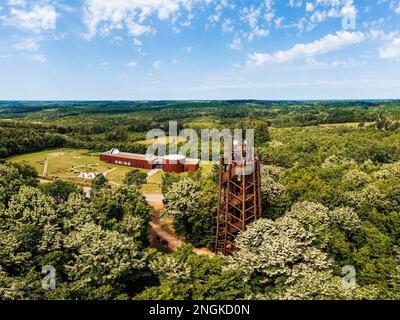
[0,0,399,100]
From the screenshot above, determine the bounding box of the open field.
[318,122,375,128]
[8,148,141,186]
[136,135,187,145]
[7,148,213,194]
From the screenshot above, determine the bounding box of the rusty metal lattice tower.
[215,143,262,255]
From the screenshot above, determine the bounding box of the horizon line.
[1,98,399,103]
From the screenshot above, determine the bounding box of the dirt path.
[147,168,161,178]
[42,152,69,177]
[147,198,215,257]
[38,178,214,257]
[145,193,164,202]
[42,160,48,176]
[149,221,183,251]
[103,167,117,176]
[149,222,215,257]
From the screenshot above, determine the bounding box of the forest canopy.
[1,100,400,300]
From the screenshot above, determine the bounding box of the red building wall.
[163,159,185,173]
[184,163,199,173]
[100,154,154,170]
[100,153,200,173]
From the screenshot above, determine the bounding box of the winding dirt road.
[39,179,214,257]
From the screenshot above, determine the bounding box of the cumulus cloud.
[379,38,400,59]
[83,0,203,39]
[248,31,364,65]
[6,4,57,32]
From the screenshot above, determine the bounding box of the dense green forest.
[1,100,400,300]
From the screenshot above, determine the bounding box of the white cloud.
[274,16,284,28]
[248,31,364,65]
[153,60,161,70]
[264,0,273,11]
[240,6,269,40]
[14,38,40,51]
[229,38,241,50]
[379,38,400,59]
[390,0,400,15]
[98,62,110,67]
[7,4,57,32]
[133,38,142,46]
[305,2,315,12]
[289,0,303,8]
[301,57,364,69]
[125,19,153,36]
[113,36,123,43]
[83,0,203,39]
[222,18,234,33]
[126,61,137,68]
[341,1,357,18]
[7,0,27,6]
[209,3,223,23]
[368,29,397,41]
[32,54,47,63]
[298,0,357,31]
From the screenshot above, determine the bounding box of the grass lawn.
[318,122,374,128]
[143,170,163,194]
[7,148,209,194]
[106,167,147,183]
[8,149,86,175]
[183,118,218,130]
[200,160,215,172]
[48,153,110,177]
[137,135,187,146]
[142,184,161,194]
[147,170,163,184]
[7,148,140,185]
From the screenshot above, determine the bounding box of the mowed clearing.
[7,148,213,192]
[8,148,215,257]
[7,149,142,186]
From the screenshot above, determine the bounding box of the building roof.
[185,158,200,165]
[162,154,186,161]
[101,151,157,163]
[101,150,200,165]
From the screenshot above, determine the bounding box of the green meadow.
[7,148,212,193]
